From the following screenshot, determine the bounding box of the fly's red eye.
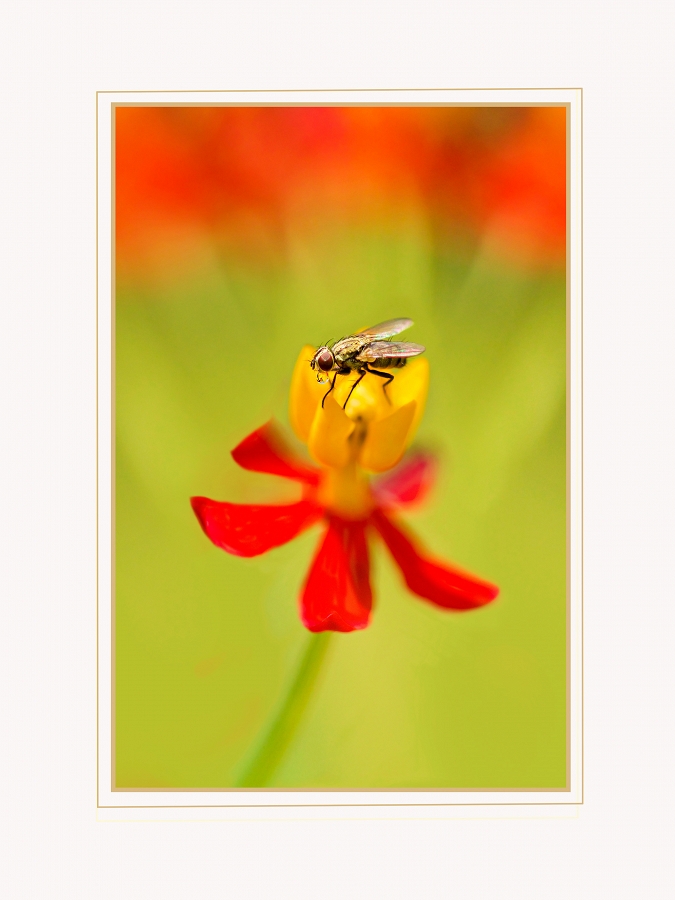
[318,349,333,372]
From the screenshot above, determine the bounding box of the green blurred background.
[115,106,567,789]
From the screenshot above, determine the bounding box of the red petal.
[231,422,319,485]
[191,496,321,557]
[301,517,373,632]
[372,510,499,610]
[372,449,437,509]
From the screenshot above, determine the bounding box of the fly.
[309,317,425,410]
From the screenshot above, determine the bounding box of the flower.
[191,347,498,631]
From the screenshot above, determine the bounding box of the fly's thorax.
[332,334,369,366]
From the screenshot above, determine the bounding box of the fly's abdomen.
[370,357,407,369]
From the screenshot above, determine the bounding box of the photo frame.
[97,87,583,820]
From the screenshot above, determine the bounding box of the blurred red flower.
[191,422,498,632]
[116,106,565,276]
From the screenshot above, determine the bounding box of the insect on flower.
[309,318,425,410]
[191,339,499,632]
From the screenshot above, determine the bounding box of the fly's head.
[309,346,335,384]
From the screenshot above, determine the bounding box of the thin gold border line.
[105,95,576,803]
[95,92,99,810]
[580,87,585,805]
[106,95,575,802]
[101,91,581,807]
[97,87,584,94]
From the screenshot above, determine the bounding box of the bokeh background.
[115,105,567,789]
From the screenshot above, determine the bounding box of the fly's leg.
[321,372,339,408]
[365,366,394,404]
[343,368,367,410]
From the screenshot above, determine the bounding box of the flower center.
[318,460,374,520]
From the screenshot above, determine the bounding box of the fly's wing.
[357,341,426,362]
[357,318,413,339]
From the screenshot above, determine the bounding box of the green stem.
[235,632,333,787]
